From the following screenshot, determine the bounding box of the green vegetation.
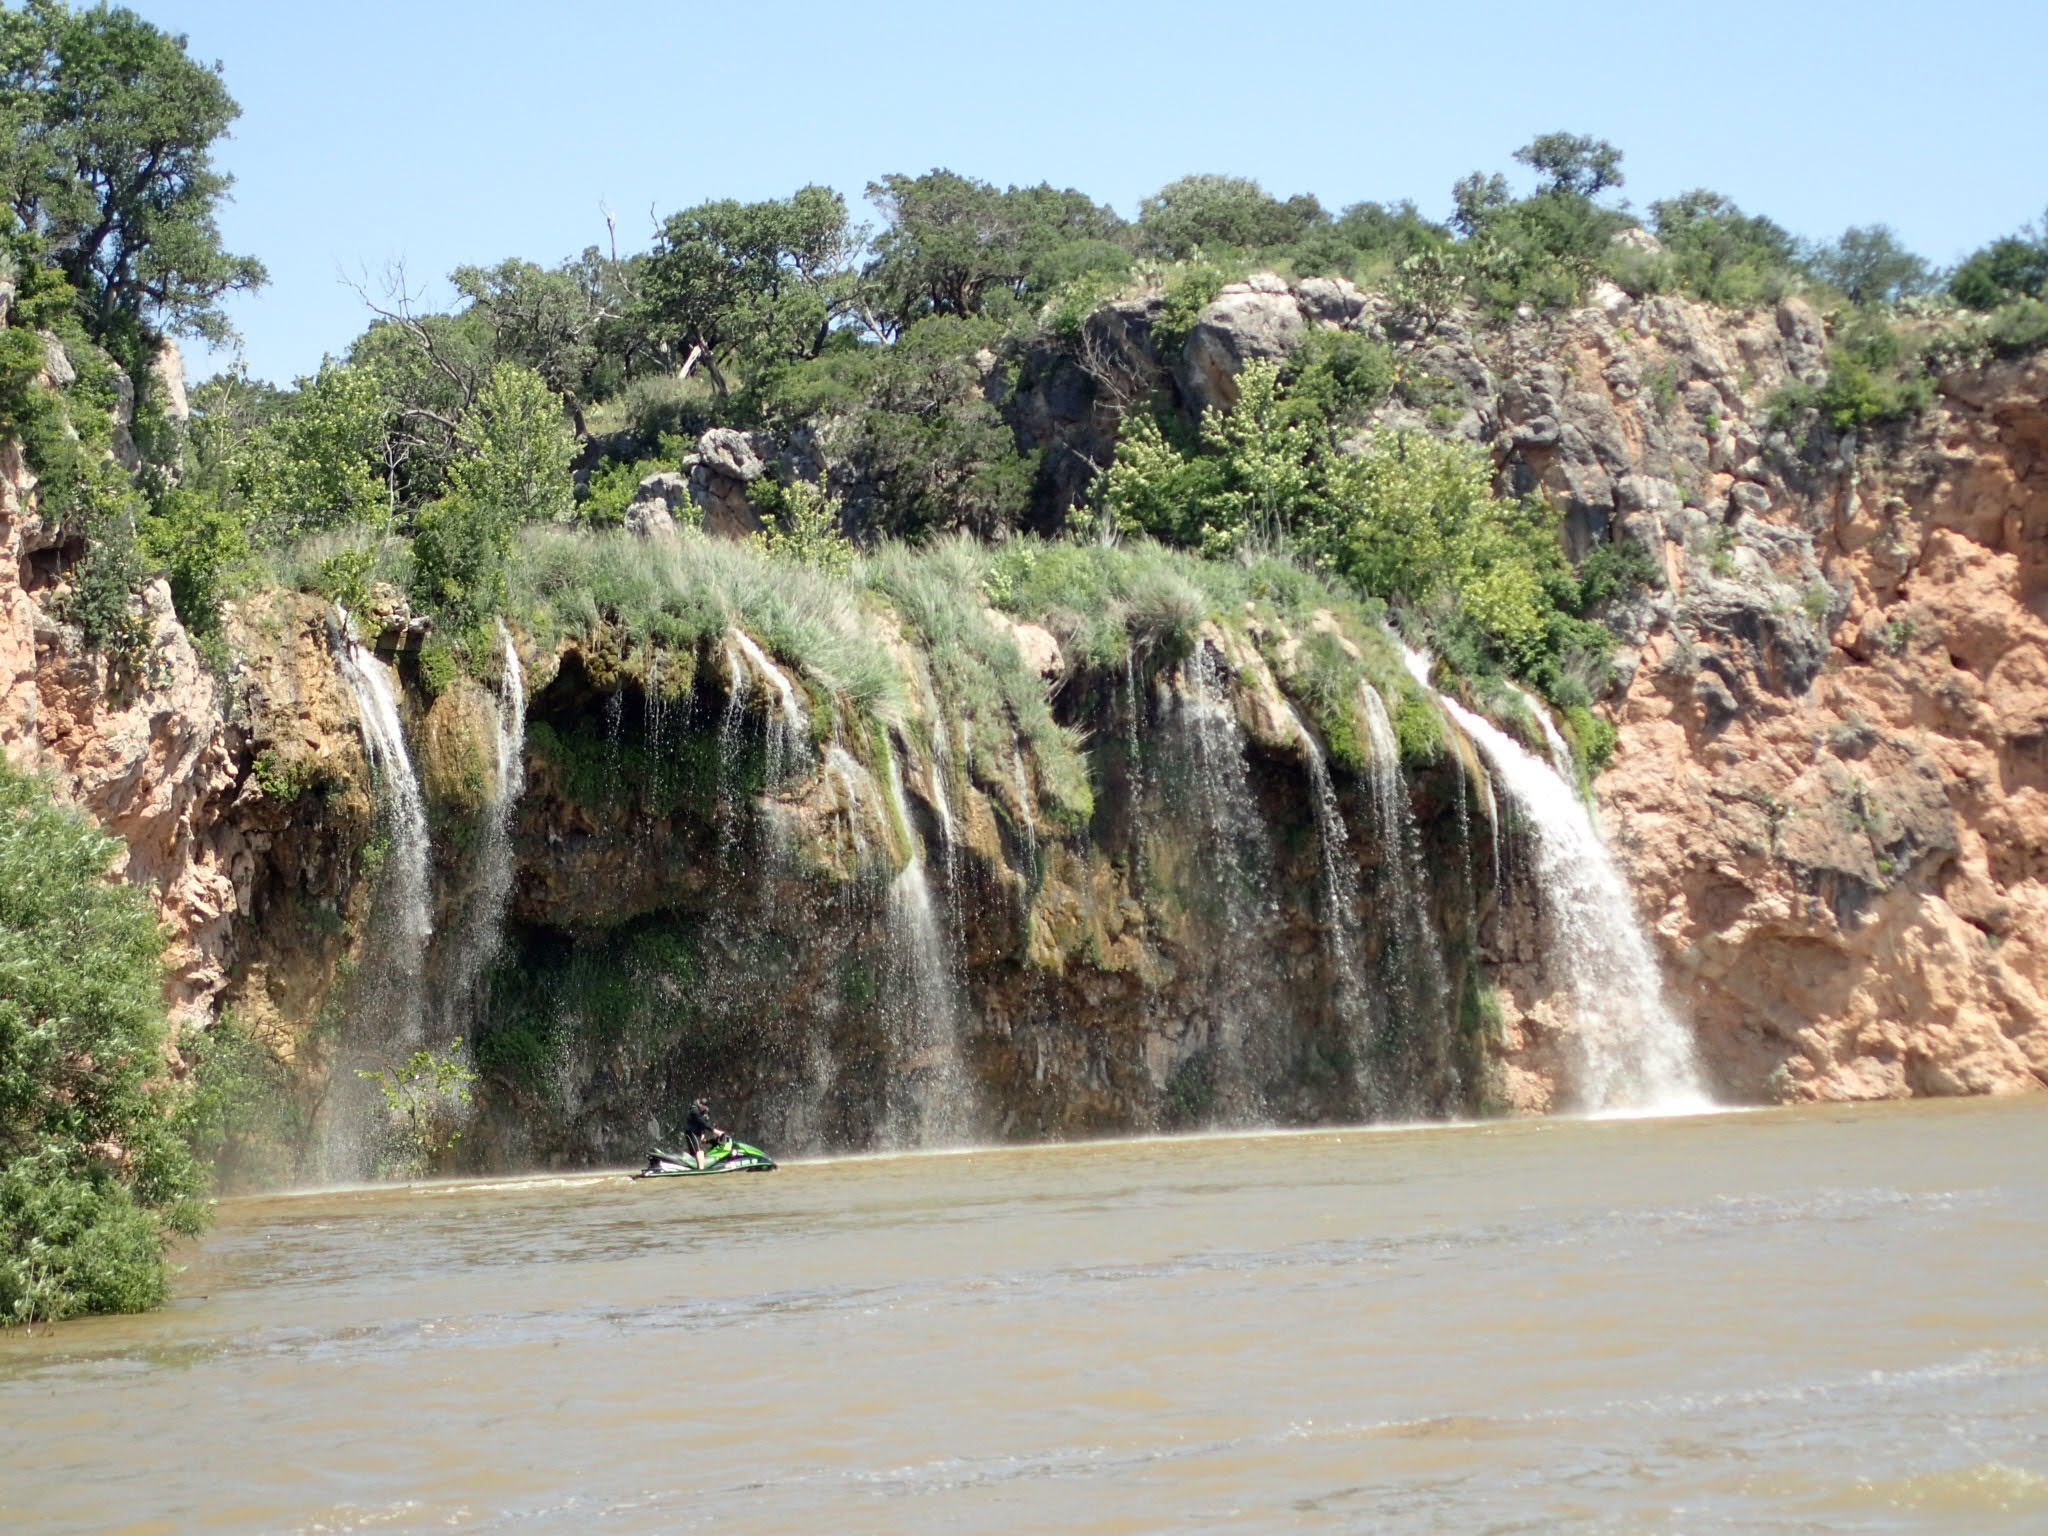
[1101,358,1614,699]
[171,1013,303,1194]
[1,0,264,353]
[357,1044,476,1180]
[0,761,205,1324]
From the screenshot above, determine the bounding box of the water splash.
[1404,646,1709,1112]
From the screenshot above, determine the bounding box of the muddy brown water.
[4,1098,2046,1534]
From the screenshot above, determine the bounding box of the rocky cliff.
[4,281,2042,1179]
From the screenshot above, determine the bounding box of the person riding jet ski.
[684,1096,725,1168]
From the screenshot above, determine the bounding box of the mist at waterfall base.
[320,616,1714,1176]
[9,1100,2044,1535]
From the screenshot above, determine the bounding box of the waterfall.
[732,629,810,784]
[1170,645,1282,1118]
[332,607,432,1047]
[1403,647,1709,1113]
[1510,681,1574,777]
[1357,685,1454,1109]
[436,624,527,1034]
[1283,703,1375,1091]
[823,744,873,858]
[1009,745,1038,869]
[881,752,973,1146]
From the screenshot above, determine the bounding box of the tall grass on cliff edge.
[0,762,207,1326]
[505,528,902,722]
[860,535,1092,826]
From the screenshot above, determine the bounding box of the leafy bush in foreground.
[0,763,205,1325]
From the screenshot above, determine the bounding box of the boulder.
[1292,275,1367,327]
[39,332,74,388]
[1179,273,1304,412]
[685,428,770,540]
[623,469,689,541]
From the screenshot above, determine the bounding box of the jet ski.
[634,1134,777,1178]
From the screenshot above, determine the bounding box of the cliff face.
[1008,274,2048,1106]
[0,437,243,1025]
[1599,356,2048,1100]
[4,282,2042,1174]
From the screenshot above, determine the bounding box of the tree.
[1450,172,1511,238]
[450,257,612,433]
[0,0,264,352]
[1136,174,1324,260]
[232,361,393,543]
[410,362,574,623]
[637,185,855,400]
[863,170,1124,332]
[1949,218,2048,311]
[1649,190,1802,306]
[838,315,1036,539]
[1512,133,1625,198]
[1809,225,1933,307]
[0,759,205,1324]
[443,360,575,526]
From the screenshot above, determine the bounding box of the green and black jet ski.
[634,1136,777,1178]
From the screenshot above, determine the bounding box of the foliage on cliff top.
[0,762,206,1325]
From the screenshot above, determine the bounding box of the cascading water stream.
[1282,703,1375,1082]
[1357,684,1454,1109]
[332,607,432,1047]
[1008,746,1039,872]
[880,752,973,1147]
[1401,645,1709,1112]
[1510,680,1575,777]
[823,743,872,858]
[435,624,528,1035]
[1172,646,1284,1117]
[733,629,810,785]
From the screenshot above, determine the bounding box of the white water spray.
[1402,645,1709,1112]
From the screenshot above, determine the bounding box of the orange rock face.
[1596,355,2048,1102]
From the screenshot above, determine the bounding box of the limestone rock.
[1180,273,1305,412]
[623,469,690,540]
[685,427,770,539]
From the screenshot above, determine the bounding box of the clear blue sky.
[145,0,2048,384]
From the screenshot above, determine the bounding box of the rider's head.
[693,1096,710,1113]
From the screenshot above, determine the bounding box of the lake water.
[4,1097,2046,1533]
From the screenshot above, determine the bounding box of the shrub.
[0,763,205,1324]
[1988,298,2048,357]
[139,488,251,638]
[173,1015,304,1194]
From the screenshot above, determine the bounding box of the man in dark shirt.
[685,1097,724,1168]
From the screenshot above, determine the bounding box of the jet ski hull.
[634,1142,777,1178]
